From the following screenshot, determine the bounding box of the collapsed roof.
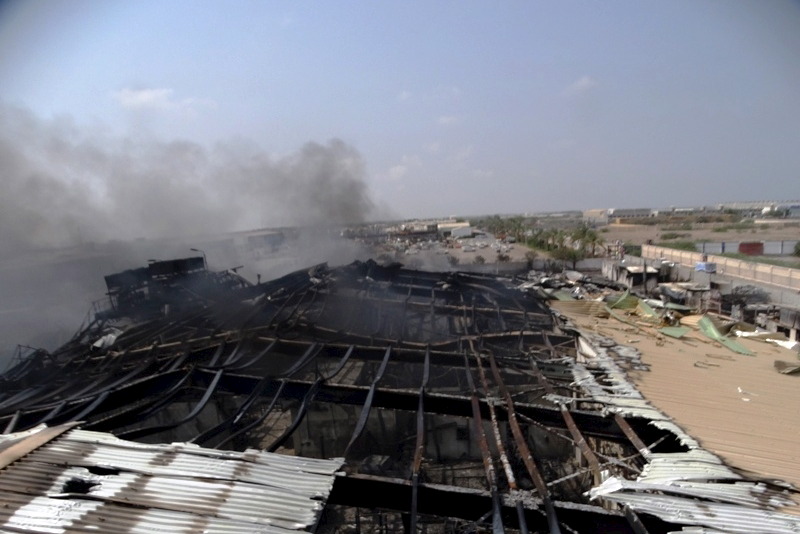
[1,259,798,533]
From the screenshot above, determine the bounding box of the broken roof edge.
[560,316,800,528]
[0,422,81,470]
[0,424,345,534]
[572,323,798,487]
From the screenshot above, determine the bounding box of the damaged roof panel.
[556,291,800,518]
[2,259,799,533]
[596,491,800,534]
[0,424,342,533]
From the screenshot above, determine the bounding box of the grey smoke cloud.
[0,102,382,365]
[0,102,375,253]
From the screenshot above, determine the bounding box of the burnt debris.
[0,258,744,533]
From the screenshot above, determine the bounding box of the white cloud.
[562,75,598,97]
[437,115,459,126]
[385,154,422,181]
[397,90,412,101]
[425,141,440,154]
[114,88,174,109]
[113,88,216,114]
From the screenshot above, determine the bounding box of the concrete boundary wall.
[643,244,800,292]
[455,258,606,275]
[696,240,798,255]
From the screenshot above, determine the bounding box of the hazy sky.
[1,0,799,221]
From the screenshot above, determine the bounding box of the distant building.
[450,225,473,238]
[583,209,610,226]
[608,208,656,220]
[668,207,698,215]
[718,200,800,216]
[437,220,471,237]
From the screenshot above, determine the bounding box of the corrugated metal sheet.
[0,492,294,534]
[659,326,691,339]
[636,450,742,484]
[564,305,800,497]
[549,299,610,318]
[667,528,728,534]
[678,314,705,328]
[598,492,800,534]
[591,477,796,509]
[606,290,639,310]
[697,316,754,356]
[551,289,577,301]
[0,422,79,470]
[0,425,342,534]
[623,265,659,274]
[635,300,659,319]
[570,326,800,531]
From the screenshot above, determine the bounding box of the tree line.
[470,215,607,268]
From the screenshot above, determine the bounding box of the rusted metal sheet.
[0,422,79,469]
[0,425,342,534]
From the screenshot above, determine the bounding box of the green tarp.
[607,307,643,330]
[698,315,754,356]
[635,300,659,319]
[606,290,639,310]
[551,289,576,301]
[659,326,692,339]
[663,302,694,312]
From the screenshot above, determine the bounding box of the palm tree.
[486,215,504,235]
[584,230,605,257]
[552,246,584,270]
[571,223,591,253]
[542,228,558,250]
[505,216,525,242]
[528,228,546,249]
[551,229,568,251]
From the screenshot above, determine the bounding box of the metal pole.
[190,248,208,269]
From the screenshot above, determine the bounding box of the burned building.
[1,259,799,533]
[99,256,251,320]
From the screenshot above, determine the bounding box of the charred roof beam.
[330,473,677,533]
[202,371,665,444]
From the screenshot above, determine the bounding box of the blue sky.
[1,0,799,223]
